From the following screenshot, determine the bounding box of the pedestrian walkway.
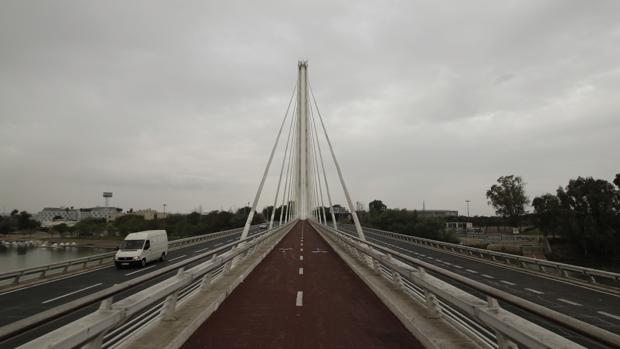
[181,221,423,348]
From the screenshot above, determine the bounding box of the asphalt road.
[338,225,620,348]
[0,227,264,348]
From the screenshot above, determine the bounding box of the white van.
[115,230,168,268]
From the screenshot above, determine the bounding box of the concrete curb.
[315,226,478,349]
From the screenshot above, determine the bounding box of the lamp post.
[162,204,167,219]
[465,200,470,217]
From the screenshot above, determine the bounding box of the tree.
[532,194,560,238]
[486,175,529,227]
[369,200,387,213]
[555,177,619,257]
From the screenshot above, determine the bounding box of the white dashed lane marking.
[42,283,103,304]
[170,255,187,261]
[124,265,156,276]
[466,269,478,274]
[299,268,304,275]
[482,274,494,279]
[598,311,620,321]
[300,256,303,261]
[557,298,582,306]
[296,291,303,306]
[194,246,210,253]
[525,288,544,295]
[501,280,516,286]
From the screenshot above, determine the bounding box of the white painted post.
[161,268,184,321]
[82,298,114,349]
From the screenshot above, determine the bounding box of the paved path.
[182,221,422,349]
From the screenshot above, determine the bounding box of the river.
[0,245,108,274]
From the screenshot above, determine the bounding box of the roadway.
[339,224,620,348]
[0,226,263,348]
[181,221,422,349]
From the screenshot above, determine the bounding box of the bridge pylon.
[240,61,365,241]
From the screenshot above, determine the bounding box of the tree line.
[486,174,620,261]
[357,200,458,243]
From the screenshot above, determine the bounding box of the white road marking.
[312,248,327,254]
[214,243,223,247]
[454,265,463,269]
[300,248,303,252]
[170,255,187,261]
[296,291,303,306]
[598,311,620,321]
[194,246,211,253]
[125,265,156,276]
[300,256,303,261]
[42,283,103,304]
[299,268,303,275]
[482,274,494,279]
[466,269,478,274]
[426,256,434,260]
[558,298,582,306]
[501,280,516,286]
[525,288,544,295]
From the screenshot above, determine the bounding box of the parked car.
[115,230,168,268]
[259,224,268,230]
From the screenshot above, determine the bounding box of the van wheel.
[141,259,146,267]
[160,253,166,262]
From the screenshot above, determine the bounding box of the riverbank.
[0,231,122,250]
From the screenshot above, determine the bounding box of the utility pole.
[465,200,470,217]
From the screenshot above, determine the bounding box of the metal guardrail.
[341,225,620,288]
[0,226,251,288]
[456,233,543,242]
[1,221,295,349]
[319,223,620,349]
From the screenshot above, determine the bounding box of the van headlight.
[133,256,141,260]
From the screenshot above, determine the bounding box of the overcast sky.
[1,1,619,216]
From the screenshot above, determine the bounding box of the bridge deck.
[181,221,422,348]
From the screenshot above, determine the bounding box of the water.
[0,245,108,273]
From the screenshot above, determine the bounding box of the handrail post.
[82,298,113,349]
[420,268,441,319]
[161,268,184,321]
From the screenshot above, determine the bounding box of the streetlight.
[162,204,167,219]
[465,200,470,217]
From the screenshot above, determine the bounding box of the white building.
[35,207,123,224]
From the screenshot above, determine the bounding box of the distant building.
[35,207,123,224]
[128,209,165,221]
[446,222,473,232]
[413,209,458,218]
[35,208,78,222]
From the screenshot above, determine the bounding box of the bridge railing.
[318,222,620,349]
[340,224,620,288]
[1,221,295,349]
[0,226,252,289]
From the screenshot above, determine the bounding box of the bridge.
[0,62,619,349]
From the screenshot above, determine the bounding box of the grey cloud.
[1,0,619,217]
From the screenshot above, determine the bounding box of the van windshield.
[120,240,145,251]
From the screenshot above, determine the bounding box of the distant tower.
[103,192,113,223]
[423,200,426,211]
